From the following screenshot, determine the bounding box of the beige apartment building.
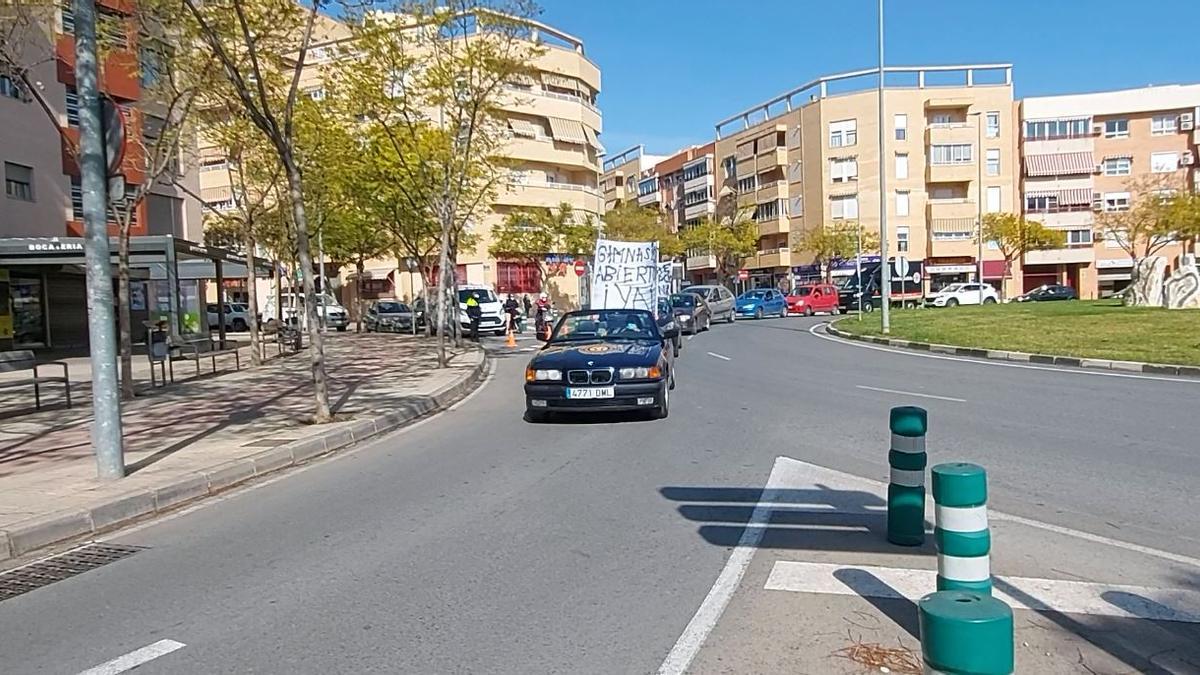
[1019,85,1200,298]
[197,13,602,306]
[707,64,1018,294]
[601,145,666,213]
[1,0,205,350]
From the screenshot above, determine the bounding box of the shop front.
[1096,258,1133,298]
[925,260,976,293]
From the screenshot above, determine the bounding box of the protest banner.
[590,238,659,311]
[657,261,673,301]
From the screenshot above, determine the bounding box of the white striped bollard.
[887,406,927,546]
[931,462,992,594]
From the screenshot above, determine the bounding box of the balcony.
[928,237,977,258]
[756,148,787,173]
[757,215,788,237]
[757,179,785,203]
[1026,209,1093,229]
[927,199,977,221]
[926,162,976,183]
[1024,248,1094,265]
[683,172,713,193]
[925,123,977,145]
[496,180,602,214]
[683,200,715,221]
[687,254,716,271]
[637,190,660,207]
[736,191,757,209]
[503,135,598,171]
[750,248,791,269]
[498,86,601,133]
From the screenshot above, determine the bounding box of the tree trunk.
[355,257,365,333]
[434,222,452,368]
[282,157,332,422]
[118,222,134,400]
[244,231,262,367]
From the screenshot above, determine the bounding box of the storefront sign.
[926,264,976,274]
[1096,258,1133,269]
[26,241,83,252]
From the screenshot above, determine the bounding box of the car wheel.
[525,408,549,423]
[831,305,841,316]
[655,384,670,419]
[983,297,997,305]
[336,326,347,332]
[674,341,680,358]
[702,315,711,332]
[727,310,736,323]
[669,369,676,391]
[232,318,248,332]
[946,298,959,307]
[494,329,506,336]
[863,302,874,313]
[754,307,763,320]
[804,306,814,317]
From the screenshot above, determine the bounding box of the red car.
[786,283,841,316]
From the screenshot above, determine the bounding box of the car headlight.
[525,368,562,382]
[619,366,662,380]
[678,315,691,321]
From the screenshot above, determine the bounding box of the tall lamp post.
[877,0,891,334]
[970,111,984,304]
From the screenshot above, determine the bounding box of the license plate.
[566,387,614,400]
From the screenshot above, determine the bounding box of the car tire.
[804,306,814,317]
[655,385,670,419]
[983,297,997,305]
[494,330,506,336]
[754,307,763,320]
[946,298,959,307]
[336,326,347,332]
[702,315,711,332]
[232,318,248,332]
[674,342,680,358]
[525,408,549,423]
[727,310,736,323]
[669,370,676,391]
[863,302,874,313]
[831,305,840,316]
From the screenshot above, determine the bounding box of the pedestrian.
[534,292,552,340]
[503,293,521,333]
[522,294,532,317]
[465,292,482,341]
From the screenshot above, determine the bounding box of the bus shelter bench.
[169,337,242,381]
[0,350,71,411]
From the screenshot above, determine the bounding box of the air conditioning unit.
[1181,112,1195,131]
[1092,123,1105,135]
[1091,191,1104,212]
[1181,151,1195,166]
[1094,163,1104,174]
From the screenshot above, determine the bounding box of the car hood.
[375,311,414,318]
[530,339,663,370]
[671,307,698,317]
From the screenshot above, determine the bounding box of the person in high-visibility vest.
[465,293,482,341]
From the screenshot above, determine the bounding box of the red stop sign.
[737,269,749,281]
[574,259,587,276]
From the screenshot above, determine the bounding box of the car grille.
[567,368,613,385]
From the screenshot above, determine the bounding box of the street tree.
[182,0,335,421]
[489,203,597,293]
[793,222,880,282]
[1094,174,1200,305]
[600,202,683,258]
[678,197,758,286]
[980,212,1065,300]
[332,0,543,365]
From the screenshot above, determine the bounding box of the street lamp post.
[877,0,891,333]
[970,112,984,304]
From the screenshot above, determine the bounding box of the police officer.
[465,292,482,341]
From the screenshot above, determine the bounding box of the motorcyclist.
[534,293,552,339]
[503,294,521,333]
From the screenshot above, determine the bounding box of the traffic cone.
[506,325,517,348]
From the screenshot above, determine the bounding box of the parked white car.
[261,292,350,331]
[457,285,508,336]
[207,302,250,331]
[924,282,999,308]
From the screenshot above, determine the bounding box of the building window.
[895,190,910,217]
[894,113,907,141]
[683,187,711,206]
[754,199,781,221]
[895,153,909,180]
[1151,115,1177,136]
[1066,229,1093,247]
[70,178,83,219]
[306,88,326,101]
[829,119,857,148]
[1103,157,1131,176]
[1150,152,1179,173]
[682,162,709,181]
[930,144,973,165]
[200,157,228,172]
[722,155,736,179]
[985,149,1000,177]
[65,88,80,126]
[61,0,74,33]
[930,112,953,125]
[637,177,658,196]
[1025,195,1058,212]
[830,157,858,183]
[736,175,757,193]
[896,226,909,253]
[1,74,26,100]
[5,162,34,201]
[1023,118,1089,140]
[789,195,803,216]
[96,11,127,49]
[831,194,858,220]
[1104,192,1131,212]
[496,261,541,294]
[986,111,1000,139]
[1104,119,1129,139]
[788,160,803,183]
[986,186,1001,213]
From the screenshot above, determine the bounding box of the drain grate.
[0,542,146,602]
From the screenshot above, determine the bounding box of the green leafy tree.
[600,202,683,258]
[793,222,880,282]
[982,212,1067,300]
[679,197,758,286]
[489,203,597,293]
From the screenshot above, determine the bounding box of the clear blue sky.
[538,0,1199,156]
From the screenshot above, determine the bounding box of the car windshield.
[550,310,660,342]
[376,302,409,313]
[740,290,768,300]
[458,289,498,304]
[670,294,696,308]
[790,287,813,297]
[940,283,965,293]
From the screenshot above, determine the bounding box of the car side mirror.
[663,325,680,339]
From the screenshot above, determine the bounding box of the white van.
[261,291,350,331]
[457,285,507,336]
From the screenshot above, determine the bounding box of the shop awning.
[1024,152,1095,177]
[542,72,578,91]
[507,118,542,138]
[583,125,604,152]
[547,117,587,144]
[1024,187,1092,205]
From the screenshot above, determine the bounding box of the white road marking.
[809,323,1200,385]
[706,351,732,361]
[656,457,788,675]
[765,561,1200,623]
[77,639,186,675]
[855,384,966,403]
[686,335,694,341]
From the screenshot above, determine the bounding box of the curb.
[0,350,489,564]
[824,321,1200,379]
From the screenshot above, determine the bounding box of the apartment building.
[1019,85,1200,298]
[601,145,665,212]
[709,64,1017,293]
[1,0,204,350]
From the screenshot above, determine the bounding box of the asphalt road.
[2,316,1197,674]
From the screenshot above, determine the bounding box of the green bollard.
[887,406,927,546]
[919,590,1014,674]
[932,462,991,594]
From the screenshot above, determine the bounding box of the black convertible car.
[524,308,678,422]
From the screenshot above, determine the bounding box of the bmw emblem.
[587,360,594,366]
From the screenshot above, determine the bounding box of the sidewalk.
[0,333,486,563]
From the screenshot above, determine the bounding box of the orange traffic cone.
[506,325,517,348]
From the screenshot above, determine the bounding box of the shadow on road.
[832,568,921,640]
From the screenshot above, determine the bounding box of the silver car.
[681,285,736,323]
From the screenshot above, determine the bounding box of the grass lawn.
[836,300,1200,366]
